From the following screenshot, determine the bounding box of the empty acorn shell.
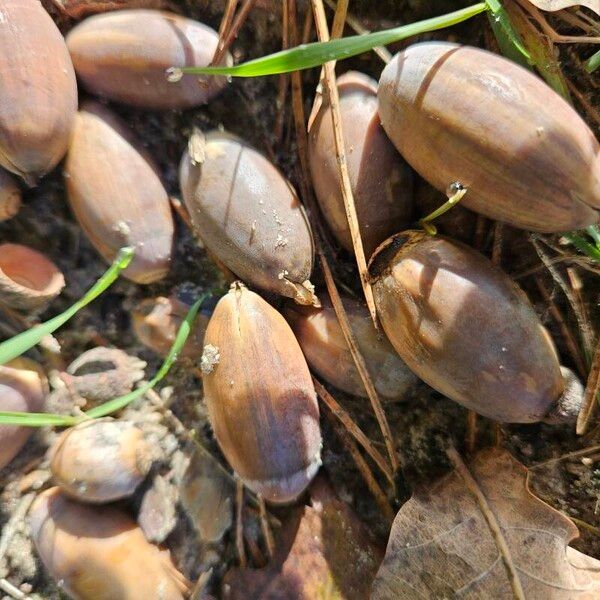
[0,244,65,310]
[180,130,318,305]
[0,0,77,182]
[132,294,209,358]
[49,418,154,503]
[378,42,600,232]
[369,231,564,423]
[66,9,229,109]
[286,296,416,402]
[65,101,174,284]
[202,283,322,503]
[308,71,413,257]
[0,170,21,222]
[30,487,190,600]
[0,359,48,470]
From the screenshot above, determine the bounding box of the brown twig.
[310,0,378,329]
[213,0,258,66]
[288,0,398,476]
[236,480,247,568]
[213,0,239,65]
[565,78,600,127]
[446,446,525,600]
[492,222,504,266]
[466,411,477,453]
[530,443,600,470]
[324,409,395,523]
[274,0,290,143]
[314,378,394,484]
[577,339,600,435]
[258,495,275,559]
[535,275,587,378]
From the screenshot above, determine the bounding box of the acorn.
[0,170,21,222]
[180,130,318,306]
[132,293,209,358]
[0,359,48,470]
[66,9,230,109]
[65,101,174,284]
[368,231,564,423]
[0,0,77,183]
[49,418,154,503]
[308,71,413,257]
[0,244,65,311]
[30,487,190,600]
[201,283,322,503]
[286,296,416,402]
[378,42,600,232]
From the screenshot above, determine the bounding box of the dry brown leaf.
[52,0,166,18]
[222,477,383,599]
[526,0,599,15]
[372,448,600,599]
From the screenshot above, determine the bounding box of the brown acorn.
[0,0,77,183]
[378,42,600,232]
[368,231,564,423]
[180,130,318,305]
[308,71,413,257]
[201,283,322,503]
[0,359,48,469]
[286,296,416,402]
[0,244,65,310]
[0,170,21,222]
[66,10,230,109]
[30,487,190,600]
[132,293,209,358]
[49,418,154,503]
[65,101,174,284]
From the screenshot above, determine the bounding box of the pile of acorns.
[1,1,599,598]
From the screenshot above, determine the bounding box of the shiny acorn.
[65,101,174,284]
[201,283,322,503]
[308,71,413,257]
[378,42,600,232]
[49,418,154,503]
[66,9,229,109]
[180,130,318,305]
[132,293,209,358]
[0,0,77,183]
[0,244,65,311]
[0,170,21,222]
[0,359,48,470]
[286,296,416,402]
[30,487,190,600]
[369,231,564,423]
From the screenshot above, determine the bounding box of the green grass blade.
[585,50,600,74]
[85,293,208,419]
[177,3,488,78]
[0,292,211,428]
[586,225,600,247]
[563,232,600,262]
[486,0,530,64]
[0,248,134,366]
[0,412,78,427]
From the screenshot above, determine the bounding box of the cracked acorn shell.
[49,418,154,503]
[0,170,21,222]
[0,244,65,310]
[308,71,413,257]
[378,42,600,232]
[368,231,564,423]
[180,130,318,306]
[65,101,174,284]
[286,296,416,402]
[202,283,322,504]
[66,10,229,109]
[0,359,48,470]
[0,0,77,183]
[30,487,189,600]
